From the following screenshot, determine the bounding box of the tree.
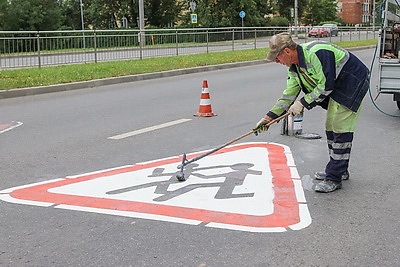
[192,0,272,27]
[146,0,185,27]
[269,16,290,27]
[82,0,185,29]
[275,0,307,22]
[59,0,82,30]
[2,0,63,31]
[303,0,338,25]
[0,0,8,30]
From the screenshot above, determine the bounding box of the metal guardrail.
[0,26,377,69]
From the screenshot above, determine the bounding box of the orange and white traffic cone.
[194,80,216,117]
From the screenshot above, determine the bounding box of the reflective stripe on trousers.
[324,98,360,182]
[325,131,353,182]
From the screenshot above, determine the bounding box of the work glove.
[253,117,271,136]
[288,100,304,115]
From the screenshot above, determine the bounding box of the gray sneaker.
[314,171,349,181]
[315,180,342,193]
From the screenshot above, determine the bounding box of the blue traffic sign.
[239,11,246,18]
[191,13,197,24]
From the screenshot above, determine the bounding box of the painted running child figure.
[106,163,262,201]
[253,32,370,193]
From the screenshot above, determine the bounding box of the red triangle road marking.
[0,142,311,232]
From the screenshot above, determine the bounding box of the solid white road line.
[108,118,192,140]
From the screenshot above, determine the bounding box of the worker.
[254,32,369,193]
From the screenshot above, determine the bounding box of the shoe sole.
[314,172,349,181]
[315,183,342,193]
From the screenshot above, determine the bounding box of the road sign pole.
[239,11,246,40]
[242,18,244,39]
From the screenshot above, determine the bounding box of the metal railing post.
[232,29,235,51]
[94,29,97,63]
[37,32,41,68]
[0,38,2,69]
[176,29,179,56]
[139,32,143,59]
[206,29,209,53]
[254,29,257,49]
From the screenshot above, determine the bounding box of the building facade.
[337,0,372,24]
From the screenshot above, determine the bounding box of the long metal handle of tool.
[179,112,290,168]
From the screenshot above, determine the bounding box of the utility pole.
[294,0,299,36]
[80,0,85,48]
[138,0,145,47]
[372,0,376,33]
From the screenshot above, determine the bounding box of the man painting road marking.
[0,142,311,232]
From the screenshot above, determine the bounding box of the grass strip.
[0,39,377,90]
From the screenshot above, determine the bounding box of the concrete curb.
[0,59,268,99]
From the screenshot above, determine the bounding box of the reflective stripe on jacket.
[267,41,369,119]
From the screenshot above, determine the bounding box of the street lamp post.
[79,0,86,48]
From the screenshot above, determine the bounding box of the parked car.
[308,26,329,38]
[322,24,339,36]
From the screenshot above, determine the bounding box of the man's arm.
[267,70,301,119]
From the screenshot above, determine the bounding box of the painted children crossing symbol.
[107,163,261,201]
[0,142,311,232]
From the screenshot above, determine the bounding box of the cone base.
[194,112,217,117]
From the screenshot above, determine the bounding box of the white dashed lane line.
[107,118,192,140]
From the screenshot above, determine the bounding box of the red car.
[308,26,329,37]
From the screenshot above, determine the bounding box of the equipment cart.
[377,0,400,109]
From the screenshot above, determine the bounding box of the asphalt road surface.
[1,48,400,266]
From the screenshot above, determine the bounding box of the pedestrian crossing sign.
[191,14,197,24]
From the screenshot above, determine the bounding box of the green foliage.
[303,0,338,25]
[0,0,7,30]
[275,0,307,22]
[0,0,355,30]
[192,0,272,27]
[59,0,81,30]
[79,0,187,29]
[146,0,185,27]
[84,0,131,29]
[269,16,289,27]
[2,0,63,31]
